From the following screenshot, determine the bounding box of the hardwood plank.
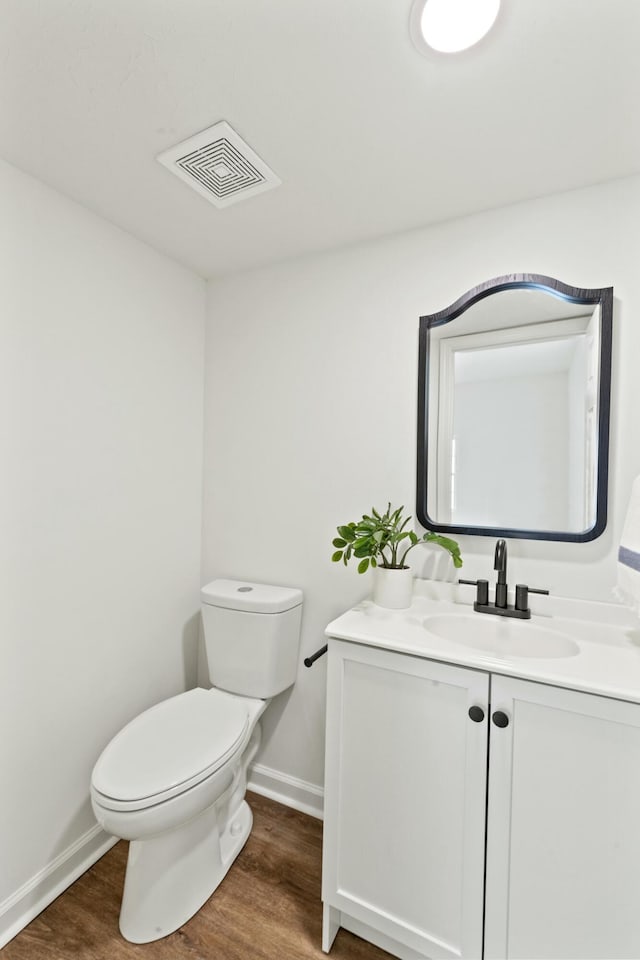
[3,792,392,959]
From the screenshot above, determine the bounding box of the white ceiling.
[2,1,639,279]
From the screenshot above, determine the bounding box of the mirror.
[417,274,613,542]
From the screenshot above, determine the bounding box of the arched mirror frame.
[416,273,613,542]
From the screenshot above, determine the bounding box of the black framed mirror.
[417,274,613,542]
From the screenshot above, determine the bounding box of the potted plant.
[331,503,462,609]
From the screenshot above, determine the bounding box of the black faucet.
[459,538,549,619]
[494,539,508,608]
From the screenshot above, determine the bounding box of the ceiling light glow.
[410,0,501,54]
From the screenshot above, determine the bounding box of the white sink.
[423,613,580,659]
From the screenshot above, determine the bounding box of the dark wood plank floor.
[3,792,392,959]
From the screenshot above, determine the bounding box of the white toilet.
[90,578,303,944]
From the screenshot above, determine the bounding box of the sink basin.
[423,613,580,659]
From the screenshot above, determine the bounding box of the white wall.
[203,175,640,795]
[454,371,569,529]
[0,160,205,941]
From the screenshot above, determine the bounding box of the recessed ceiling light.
[410,0,501,54]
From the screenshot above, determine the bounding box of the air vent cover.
[157,121,281,209]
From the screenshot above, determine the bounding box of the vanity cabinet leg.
[322,903,341,953]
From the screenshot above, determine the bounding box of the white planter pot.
[372,566,413,609]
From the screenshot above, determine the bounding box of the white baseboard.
[248,762,324,820]
[0,824,117,949]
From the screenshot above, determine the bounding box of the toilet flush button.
[237,586,253,592]
[230,820,243,837]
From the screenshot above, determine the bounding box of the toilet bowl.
[90,579,303,943]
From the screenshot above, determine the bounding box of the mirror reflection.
[417,275,613,542]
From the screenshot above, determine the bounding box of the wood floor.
[3,792,392,960]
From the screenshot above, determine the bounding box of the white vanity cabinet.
[322,639,489,960]
[322,638,640,960]
[485,675,640,960]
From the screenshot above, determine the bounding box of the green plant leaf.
[422,532,464,568]
[371,557,377,567]
[424,533,458,552]
[357,558,370,574]
[353,546,372,559]
[353,535,373,548]
[332,537,347,548]
[338,525,355,542]
[331,550,343,562]
[357,519,376,531]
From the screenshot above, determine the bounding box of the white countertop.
[325,580,640,705]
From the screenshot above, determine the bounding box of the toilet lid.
[91,688,250,804]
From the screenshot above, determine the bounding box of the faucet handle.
[459,578,489,606]
[515,584,550,612]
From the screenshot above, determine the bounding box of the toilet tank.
[201,579,303,699]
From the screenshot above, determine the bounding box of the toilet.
[90,578,303,944]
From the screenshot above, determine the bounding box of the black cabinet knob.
[468,705,485,723]
[492,710,510,728]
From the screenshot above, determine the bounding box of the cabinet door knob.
[468,705,485,723]
[492,710,510,728]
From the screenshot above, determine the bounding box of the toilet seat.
[91,688,250,812]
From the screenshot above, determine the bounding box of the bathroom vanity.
[321,583,640,960]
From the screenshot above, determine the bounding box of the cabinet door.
[322,640,489,960]
[485,675,640,960]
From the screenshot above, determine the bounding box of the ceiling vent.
[157,121,281,209]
